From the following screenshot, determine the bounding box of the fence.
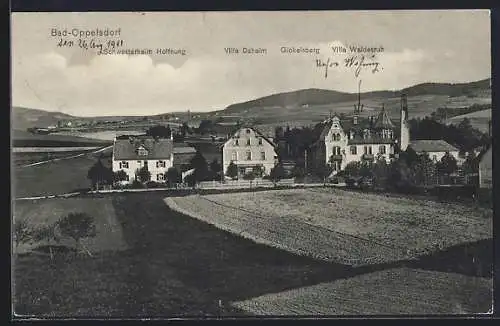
[197,178,296,189]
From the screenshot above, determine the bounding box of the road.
[17,145,113,168]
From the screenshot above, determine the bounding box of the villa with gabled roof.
[310,94,460,175]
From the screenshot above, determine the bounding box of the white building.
[222,126,278,178]
[112,135,174,184]
[310,94,460,175]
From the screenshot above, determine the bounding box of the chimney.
[399,93,410,151]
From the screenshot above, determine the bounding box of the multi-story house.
[112,134,174,184]
[310,106,398,174]
[310,94,460,175]
[222,126,278,178]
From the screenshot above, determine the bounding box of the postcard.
[11,10,493,318]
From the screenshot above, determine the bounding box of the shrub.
[57,212,96,256]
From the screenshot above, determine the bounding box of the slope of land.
[167,188,492,267]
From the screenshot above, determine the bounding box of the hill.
[12,107,76,131]
[223,79,491,124]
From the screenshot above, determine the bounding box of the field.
[12,130,112,147]
[13,149,112,198]
[168,188,492,266]
[448,109,492,134]
[13,190,493,316]
[13,193,349,317]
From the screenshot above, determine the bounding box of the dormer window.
[137,146,148,156]
[363,129,370,139]
[349,131,355,139]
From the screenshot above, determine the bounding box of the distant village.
[38,93,489,204]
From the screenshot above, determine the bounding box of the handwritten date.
[56,38,124,54]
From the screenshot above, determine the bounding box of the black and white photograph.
[11,10,493,318]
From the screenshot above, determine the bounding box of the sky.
[11,10,491,117]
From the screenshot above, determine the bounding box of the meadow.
[168,188,492,266]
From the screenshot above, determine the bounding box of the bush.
[57,212,96,256]
[130,180,144,189]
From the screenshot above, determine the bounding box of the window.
[333,146,341,155]
[234,139,239,146]
[119,161,129,169]
[138,148,148,156]
[137,161,141,164]
[260,151,266,160]
[379,145,386,154]
[333,123,339,128]
[368,146,373,155]
[156,160,166,168]
[231,151,237,161]
[332,161,339,171]
[157,174,165,181]
[246,129,251,134]
[258,138,263,145]
[350,131,355,139]
[350,146,357,155]
[363,129,370,139]
[432,155,437,161]
[246,139,251,146]
[125,174,130,181]
[363,146,368,154]
[246,151,252,160]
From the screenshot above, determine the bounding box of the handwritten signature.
[56,38,124,55]
[316,54,382,78]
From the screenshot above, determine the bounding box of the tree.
[210,159,222,176]
[226,161,238,180]
[190,151,209,182]
[252,165,264,178]
[166,167,181,187]
[87,159,113,190]
[146,125,172,138]
[198,120,214,135]
[437,152,458,176]
[269,163,286,186]
[316,163,333,185]
[14,219,33,250]
[57,212,96,257]
[180,123,190,137]
[136,166,151,183]
[291,165,305,181]
[113,170,128,184]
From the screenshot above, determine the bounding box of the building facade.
[112,135,174,184]
[222,127,278,178]
[310,106,398,174]
[478,146,492,189]
[310,94,460,175]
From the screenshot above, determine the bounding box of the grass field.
[13,191,493,316]
[13,149,112,198]
[168,188,492,266]
[12,130,112,147]
[448,109,492,134]
[13,193,348,317]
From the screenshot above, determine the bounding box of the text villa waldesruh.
[331,45,385,54]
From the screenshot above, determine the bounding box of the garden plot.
[13,197,127,255]
[167,188,492,266]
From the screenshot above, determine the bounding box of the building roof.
[113,136,173,160]
[312,114,398,147]
[408,140,459,153]
[229,126,276,147]
[373,107,396,129]
[173,146,197,154]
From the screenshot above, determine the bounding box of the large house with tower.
[310,94,460,175]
